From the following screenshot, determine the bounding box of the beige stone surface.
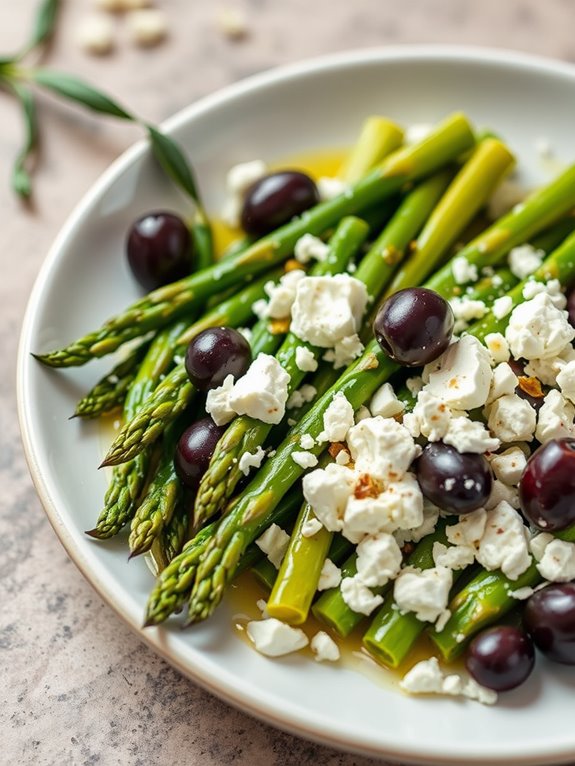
[3,1,575,764]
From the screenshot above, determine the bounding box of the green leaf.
[146,125,201,207]
[21,0,61,56]
[10,84,39,199]
[32,70,133,120]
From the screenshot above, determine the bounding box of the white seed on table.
[77,15,115,55]
[216,7,249,40]
[127,9,168,47]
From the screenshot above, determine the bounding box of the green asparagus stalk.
[266,504,332,624]
[192,216,371,530]
[338,117,404,183]
[185,167,575,625]
[101,268,282,467]
[86,320,188,539]
[190,209,214,271]
[35,113,474,368]
[73,341,149,419]
[383,138,515,296]
[311,552,369,638]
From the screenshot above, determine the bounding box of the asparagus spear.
[338,117,404,183]
[35,113,474,368]
[185,171,575,624]
[87,320,188,539]
[101,269,282,467]
[73,341,149,419]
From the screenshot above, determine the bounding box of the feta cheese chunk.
[322,333,365,368]
[318,558,342,590]
[255,524,290,568]
[484,332,510,364]
[294,233,330,264]
[310,631,340,662]
[369,382,405,418]
[317,177,348,201]
[400,658,497,705]
[290,275,369,348]
[356,533,403,587]
[490,447,527,486]
[221,159,267,227]
[432,542,475,570]
[450,296,487,324]
[443,416,500,454]
[446,508,487,549]
[264,269,305,319]
[394,566,453,624]
[476,501,531,580]
[292,451,319,469]
[487,394,537,443]
[302,463,356,532]
[300,433,315,450]
[319,391,355,443]
[424,335,493,410]
[238,446,266,476]
[492,295,513,319]
[347,417,418,483]
[452,256,478,285]
[229,354,290,424]
[205,374,236,425]
[557,360,575,405]
[246,618,308,657]
[301,517,323,538]
[505,293,575,361]
[286,384,317,410]
[408,391,451,441]
[485,480,520,511]
[294,345,318,372]
[508,244,544,280]
[486,362,518,403]
[522,278,567,309]
[340,575,384,616]
[537,539,575,582]
[536,389,575,443]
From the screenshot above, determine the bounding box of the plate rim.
[17,45,575,766]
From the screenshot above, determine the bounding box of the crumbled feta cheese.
[317,176,348,201]
[485,479,520,510]
[508,244,544,280]
[394,566,452,624]
[318,558,342,590]
[432,542,475,570]
[340,575,384,616]
[395,502,440,546]
[263,269,306,319]
[347,417,418,483]
[323,334,365,368]
[408,391,451,441]
[205,374,236,425]
[355,405,371,422]
[505,293,575,361]
[476,501,531,580]
[490,447,527,486]
[302,463,356,532]
[557,360,575,405]
[484,332,510,364]
[492,295,513,319]
[255,524,290,568]
[487,362,518,403]
[310,631,340,662]
[537,539,575,582]
[251,298,268,320]
[443,415,500,454]
[319,392,355,443]
[487,394,537,443]
[128,9,168,47]
[508,586,536,600]
[294,233,330,265]
[369,382,405,418]
[221,159,267,227]
[295,345,318,373]
[446,508,487,549]
[300,433,315,450]
[237,327,252,344]
[450,296,487,323]
[452,256,478,285]
[536,389,575,443]
[292,451,319,469]
[77,15,115,55]
[356,533,402,587]
[522,278,567,308]
[524,346,575,386]
[301,517,323,538]
[400,658,497,705]
[238,446,266,476]
[406,376,424,396]
[530,532,554,561]
[228,354,290,424]
[290,275,369,347]
[424,335,493,410]
[246,618,308,657]
[256,598,269,616]
[286,384,317,410]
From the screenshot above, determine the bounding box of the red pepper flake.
[517,375,545,399]
[354,473,383,499]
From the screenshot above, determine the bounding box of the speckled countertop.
[3,2,575,764]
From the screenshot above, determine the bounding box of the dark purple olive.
[174,417,226,489]
[466,626,535,691]
[415,442,492,514]
[127,211,193,291]
[519,438,575,531]
[373,287,454,367]
[567,286,575,328]
[185,327,251,392]
[240,171,319,237]
[524,583,575,664]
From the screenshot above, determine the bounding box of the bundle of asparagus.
[36,111,575,701]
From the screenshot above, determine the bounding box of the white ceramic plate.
[18,47,575,765]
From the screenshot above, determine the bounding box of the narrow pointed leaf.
[23,0,61,54]
[146,124,201,206]
[31,70,133,120]
[10,83,38,199]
